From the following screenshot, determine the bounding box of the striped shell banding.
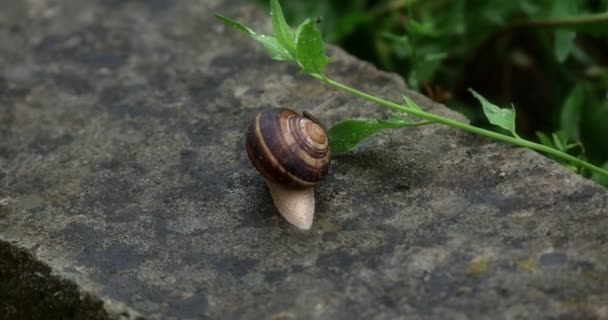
[245,108,331,188]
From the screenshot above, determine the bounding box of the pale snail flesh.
[245,108,331,230]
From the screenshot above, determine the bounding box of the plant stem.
[312,74,608,179]
[513,12,608,29]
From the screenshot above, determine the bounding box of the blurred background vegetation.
[250,0,608,185]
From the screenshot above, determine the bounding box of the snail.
[245,107,331,230]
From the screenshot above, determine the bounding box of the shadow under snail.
[245,107,331,230]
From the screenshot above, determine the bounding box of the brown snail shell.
[245,108,331,189]
[245,107,331,230]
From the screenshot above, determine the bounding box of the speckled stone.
[1,1,607,319]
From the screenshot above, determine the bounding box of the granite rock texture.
[1,0,608,319]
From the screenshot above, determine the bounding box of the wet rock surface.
[1,0,607,319]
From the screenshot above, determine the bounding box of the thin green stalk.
[312,74,608,178]
[514,12,608,29]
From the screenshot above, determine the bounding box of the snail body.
[245,108,331,230]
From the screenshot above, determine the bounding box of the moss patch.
[465,256,492,277]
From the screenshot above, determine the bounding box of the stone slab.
[1,0,607,319]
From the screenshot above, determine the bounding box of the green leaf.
[402,96,422,111]
[328,116,428,154]
[554,30,576,62]
[469,89,517,137]
[551,131,580,152]
[295,18,331,75]
[591,161,608,187]
[536,131,563,163]
[270,0,296,57]
[407,19,439,37]
[442,0,466,35]
[382,33,412,58]
[550,1,579,22]
[536,132,555,149]
[252,34,293,61]
[214,14,253,34]
[560,85,584,141]
[214,14,293,61]
[536,131,581,165]
[551,1,577,61]
[335,10,371,39]
[552,132,567,152]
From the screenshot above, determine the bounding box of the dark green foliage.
[249,0,608,185]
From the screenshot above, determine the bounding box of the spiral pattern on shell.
[245,108,331,188]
